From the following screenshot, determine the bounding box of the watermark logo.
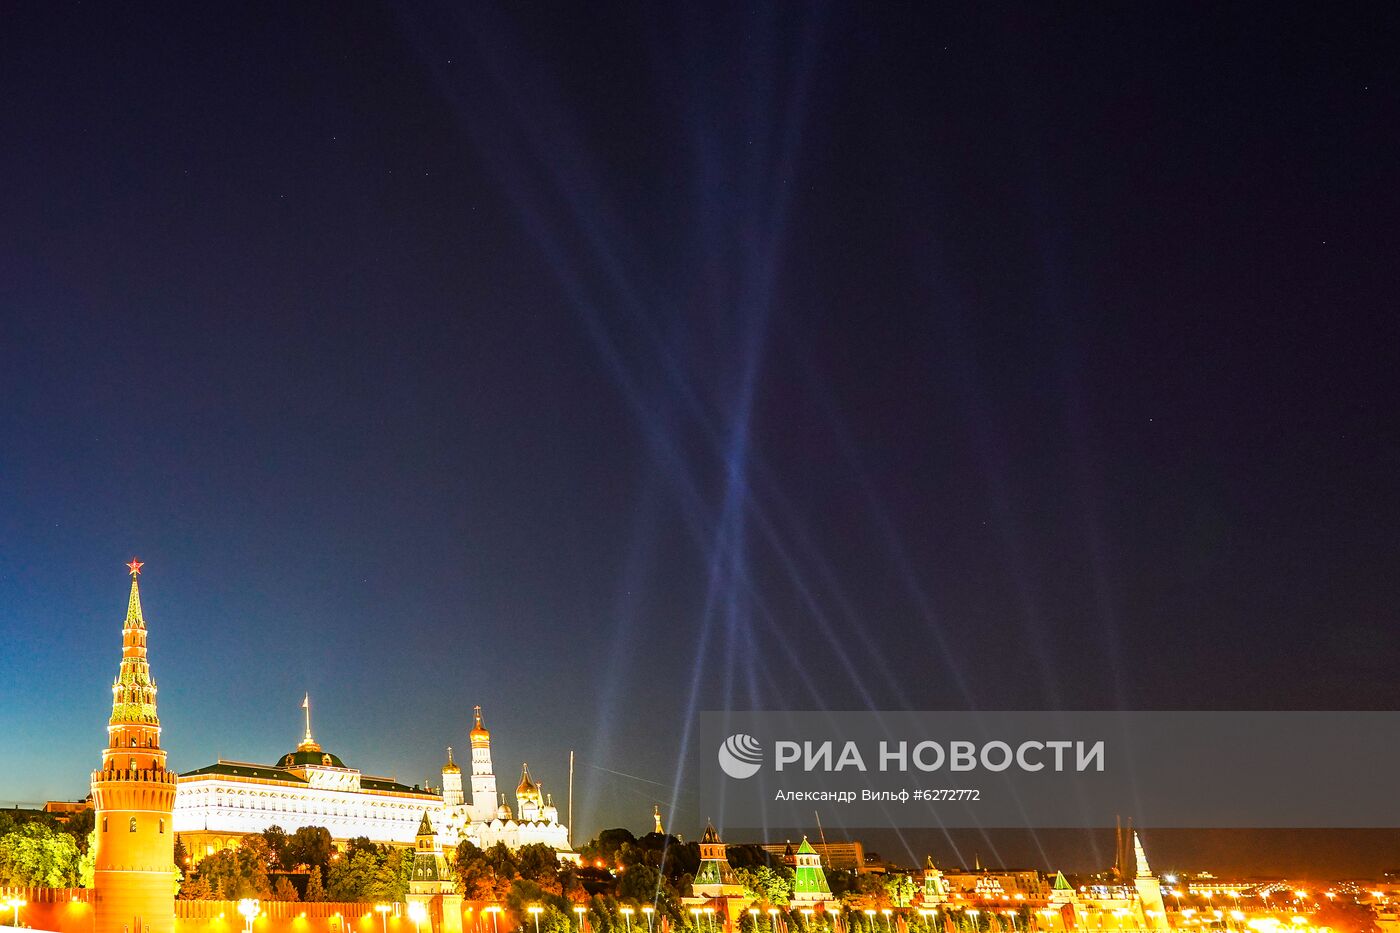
[718,733,763,779]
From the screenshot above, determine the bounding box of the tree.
[179,873,215,900]
[455,841,517,901]
[539,906,573,933]
[517,844,563,894]
[734,865,791,907]
[305,866,328,902]
[884,874,916,908]
[0,821,83,886]
[286,827,334,873]
[79,831,96,887]
[263,827,290,870]
[617,863,662,904]
[195,846,271,899]
[506,879,568,918]
[174,835,191,875]
[65,810,96,846]
[580,829,638,868]
[270,876,301,901]
[328,850,381,902]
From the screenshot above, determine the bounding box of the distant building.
[759,839,870,873]
[43,799,93,820]
[940,868,1048,900]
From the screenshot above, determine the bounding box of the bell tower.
[91,559,177,933]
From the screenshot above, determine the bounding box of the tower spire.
[125,558,145,628]
[1133,831,1153,878]
[298,693,321,752]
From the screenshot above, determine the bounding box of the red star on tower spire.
[126,557,144,576]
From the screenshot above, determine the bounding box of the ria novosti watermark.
[697,710,1400,829]
[720,733,1105,779]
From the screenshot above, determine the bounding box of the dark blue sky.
[2,3,1398,869]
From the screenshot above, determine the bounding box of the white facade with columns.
[171,702,573,861]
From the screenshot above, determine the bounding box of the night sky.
[3,4,1399,875]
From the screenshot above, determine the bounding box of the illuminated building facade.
[171,703,572,860]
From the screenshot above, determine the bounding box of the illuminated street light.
[643,908,655,933]
[577,906,589,933]
[408,901,428,933]
[238,899,260,933]
[375,904,395,933]
[486,906,502,933]
[5,898,27,928]
[529,906,544,933]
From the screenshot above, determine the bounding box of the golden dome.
[442,746,460,774]
[516,762,539,796]
[469,705,490,747]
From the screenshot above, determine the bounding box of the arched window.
[129,817,137,832]
[159,819,165,834]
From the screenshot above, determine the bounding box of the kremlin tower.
[90,560,178,933]
[467,705,498,822]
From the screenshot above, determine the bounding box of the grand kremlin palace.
[173,705,572,860]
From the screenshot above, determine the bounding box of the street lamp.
[375,904,395,933]
[408,901,428,933]
[643,908,655,933]
[5,898,27,928]
[769,907,781,933]
[691,908,703,933]
[881,910,892,933]
[622,907,635,933]
[486,906,502,933]
[704,906,716,933]
[529,906,544,933]
[237,899,260,933]
[576,907,588,933]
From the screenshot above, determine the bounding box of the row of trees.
[0,810,95,888]
[178,828,412,902]
[0,811,908,916]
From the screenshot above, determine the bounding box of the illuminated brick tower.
[91,559,177,933]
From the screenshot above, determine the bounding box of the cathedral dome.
[279,748,347,769]
[516,763,539,796]
[442,746,460,774]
